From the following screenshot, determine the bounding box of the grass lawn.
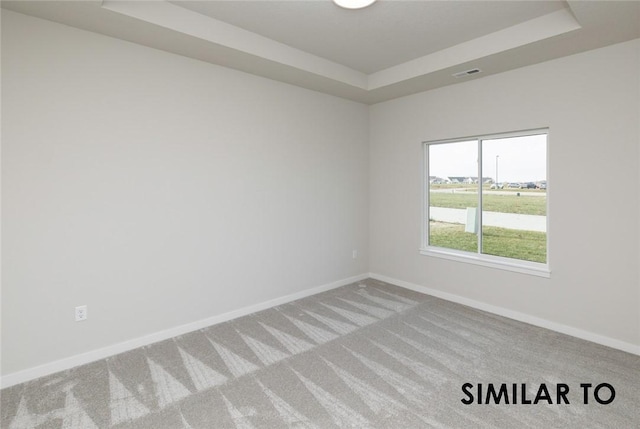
[429,221,546,263]
[429,192,546,216]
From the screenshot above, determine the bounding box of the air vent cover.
[452,68,482,78]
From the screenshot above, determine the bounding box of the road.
[430,207,546,232]
[430,188,546,197]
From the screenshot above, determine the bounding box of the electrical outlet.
[352,250,358,259]
[75,305,87,322]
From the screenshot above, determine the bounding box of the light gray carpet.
[2,278,639,428]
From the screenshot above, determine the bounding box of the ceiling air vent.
[452,68,482,78]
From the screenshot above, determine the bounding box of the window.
[421,129,549,276]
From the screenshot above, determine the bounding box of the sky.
[428,134,547,183]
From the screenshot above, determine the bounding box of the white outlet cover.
[75,305,87,322]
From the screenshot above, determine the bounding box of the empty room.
[1,1,639,428]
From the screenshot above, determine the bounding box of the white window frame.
[420,129,550,278]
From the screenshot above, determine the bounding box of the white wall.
[1,11,369,376]
[370,39,640,349]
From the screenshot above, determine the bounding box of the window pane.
[480,134,547,263]
[428,140,478,252]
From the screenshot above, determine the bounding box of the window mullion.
[477,139,483,255]
[423,143,429,248]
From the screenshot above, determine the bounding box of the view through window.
[425,130,547,266]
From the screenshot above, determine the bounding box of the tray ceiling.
[2,1,639,104]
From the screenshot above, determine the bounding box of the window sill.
[419,247,550,278]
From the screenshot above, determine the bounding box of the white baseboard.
[369,272,640,357]
[0,273,369,389]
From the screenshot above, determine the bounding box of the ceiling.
[171,1,566,74]
[2,1,639,104]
